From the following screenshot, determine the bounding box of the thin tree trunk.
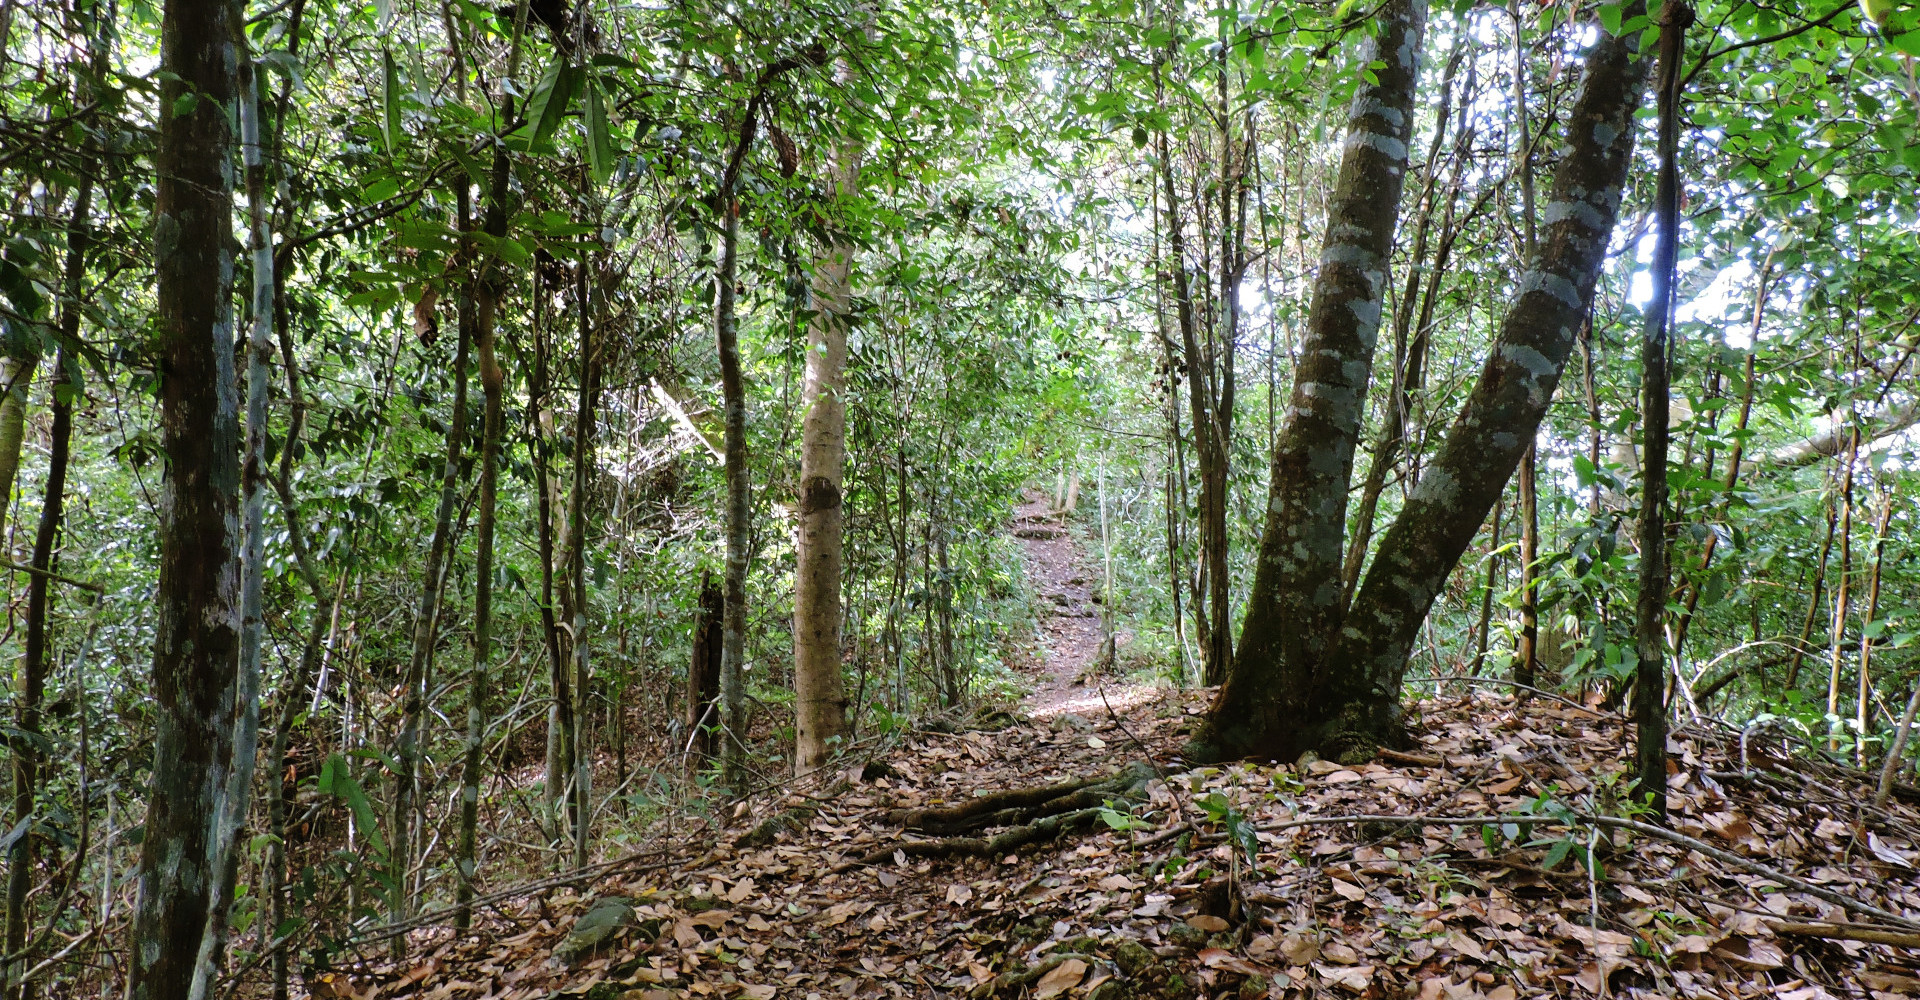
[1632,0,1690,823]
[569,258,598,869]
[1511,0,1542,692]
[457,125,511,928]
[529,295,572,834]
[1825,429,1858,742]
[1152,52,1229,686]
[188,41,277,995]
[1310,7,1654,760]
[1199,0,1428,760]
[1469,497,1505,676]
[794,121,860,773]
[130,0,243,990]
[392,199,474,949]
[3,115,93,997]
[1784,500,1838,690]
[717,195,750,791]
[1855,488,1892,763]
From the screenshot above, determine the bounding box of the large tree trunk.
[1197,0,1428,761]
[188,43,277,996]
[130,0,243,992]
[1321,10,1654,756]
[793,128,860,774]
[1200,6,1655,763]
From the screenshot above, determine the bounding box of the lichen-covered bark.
[131,0,242,993]
[1197,0,1427,761]
[794,130,859,774]
[1330,11,1654,743]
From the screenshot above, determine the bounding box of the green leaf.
[318,753,387,854]
[585,80,614,182]
[381,48,402,157]
[524,55,582,152]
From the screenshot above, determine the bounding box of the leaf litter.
[319,503,1920,999]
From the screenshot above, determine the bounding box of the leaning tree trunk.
[130,0,243,993]
[1196,0,1428,762]
[794,124,860,774]
[1315,7,1656,758]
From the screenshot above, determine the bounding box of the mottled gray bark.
[1328,9,1654,750]
[1198,0,1427,760]
[130,0,243,993]
[187,42,276,997]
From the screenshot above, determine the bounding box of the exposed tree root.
[847,761,1156,870]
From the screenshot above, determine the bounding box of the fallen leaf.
[1087,736,1107,749]
[738,986,776,1000]
[1313,963,1373,993]
[1330,879,1366,901]
[1033,958,1087,999]
[1186,914,1229,933]
[1320,941,1360,965]
[946,884,973,906]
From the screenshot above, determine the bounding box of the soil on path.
[1011,492,1159,721]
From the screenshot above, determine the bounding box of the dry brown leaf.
[1032,958,1086,999]
[1186,914,1229,933]
[1330,879,1366,901]
[1313,962,1373,993]
[946,884,973,905]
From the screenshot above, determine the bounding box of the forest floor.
[323,506,1920,1000]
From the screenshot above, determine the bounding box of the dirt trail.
[1011,492,1159,721]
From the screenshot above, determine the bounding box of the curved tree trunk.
[1197,0,1428,761]
[130,0,243,991]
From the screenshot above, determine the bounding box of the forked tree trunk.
[794,124,860,774]
[1200,4,1655,762]
[130,0,243,993]
[1200,0,1428,759]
